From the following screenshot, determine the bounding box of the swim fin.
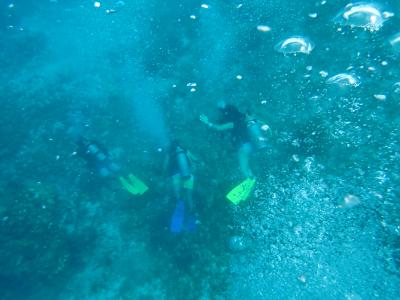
[170,200,185,233]
[184,214,197,232]
[226,178,256,205]
[119,174,149,195]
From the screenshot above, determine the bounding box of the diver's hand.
[199,114,210,126]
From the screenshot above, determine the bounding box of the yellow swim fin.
[226,178,256,205]
[119,174,149,195]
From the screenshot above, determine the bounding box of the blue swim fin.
[184,214,197,232]
[170,200,185,233]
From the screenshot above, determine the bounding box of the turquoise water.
[1,0,400,299]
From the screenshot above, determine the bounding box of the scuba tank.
[78,138,120,177]
[175,147,191,179]
[247,120,268,150]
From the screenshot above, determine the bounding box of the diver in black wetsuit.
[76,137,120,178]
[200,102,271,178]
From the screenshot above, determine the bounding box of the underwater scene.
[1,0,400,299]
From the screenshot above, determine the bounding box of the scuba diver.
[75,136,148,195]
[200,102,271,178]
[66,111,148,195]
[76,136,121,178]
[163,139,199,233]
[200,102,271,204]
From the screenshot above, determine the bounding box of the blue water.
[1,0,400,299]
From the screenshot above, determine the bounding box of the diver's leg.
[238,143,253,178]
[172,174,181,200]
[183,175,194,213]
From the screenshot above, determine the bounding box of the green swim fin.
[119,174,149,195]
[226,178,256,205]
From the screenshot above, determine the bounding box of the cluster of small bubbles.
[374,171,388,184]
[277,131,294,145]
[303,157,314,172]
[291,139,301,147]
[393,82,400,94]
[229,236,246,252]
[293,225,302,236]
[186,82,197,92]
[345,292,363,300]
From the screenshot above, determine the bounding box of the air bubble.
[342,194,360,208]
[257,25,271,32]
[297,275,307,283]
[326,73,360,87]
[373,94,386,100]
[274,36,314,55]
[319,71,329,77]
[334,3,392,32]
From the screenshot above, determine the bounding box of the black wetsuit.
[76,138,119,177]
[219,105,250,147]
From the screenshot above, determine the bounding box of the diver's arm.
[210,122,234,131]
[199,114,233,131]
[187,151,200,164]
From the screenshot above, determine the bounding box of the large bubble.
[326,73,360,87]
[333,2,393,32]
[274,36,314,55]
